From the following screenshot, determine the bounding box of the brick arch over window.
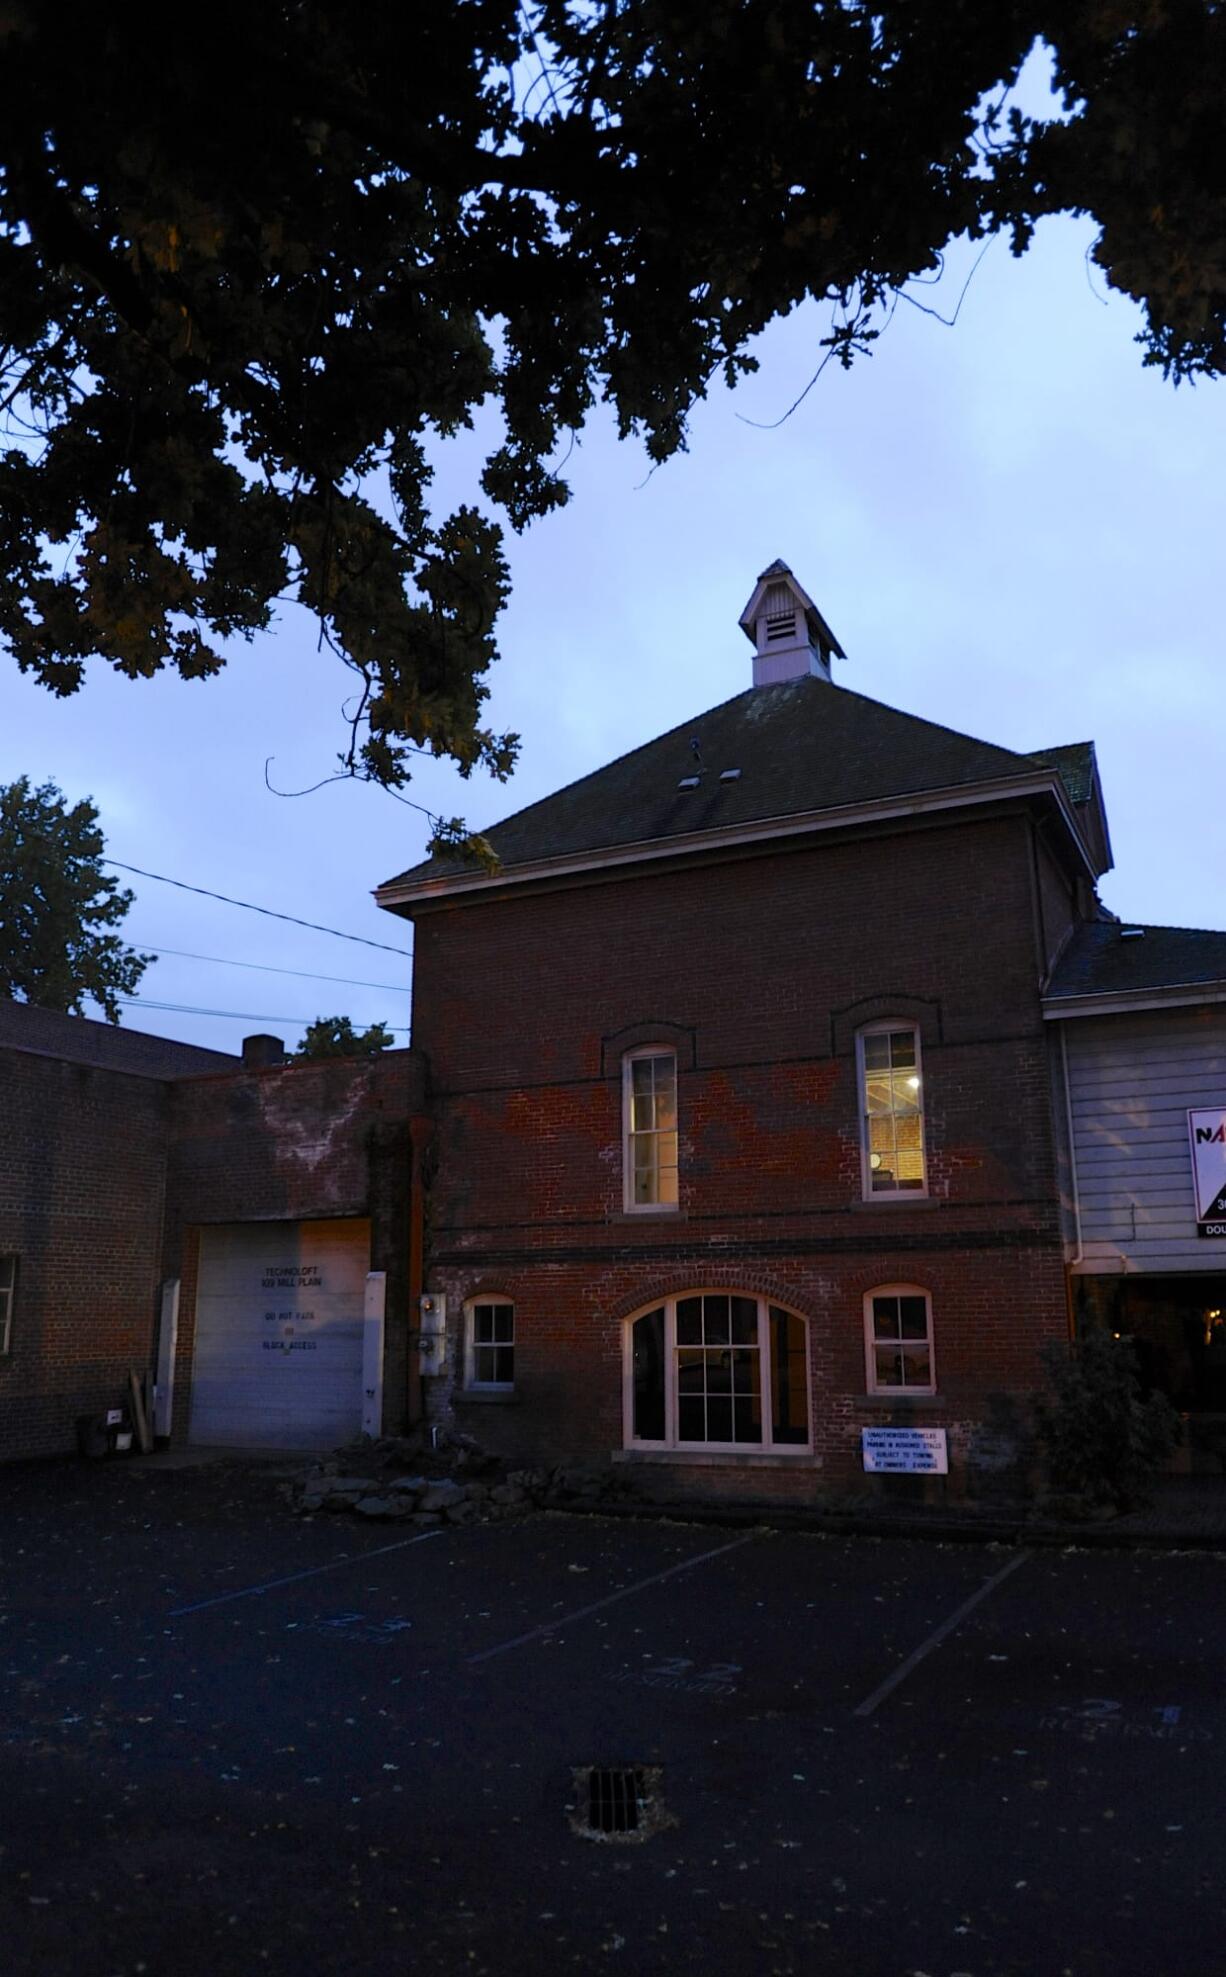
[829,994,941,1058]
[622,1288,811,1453]
[599,1019,697,1078]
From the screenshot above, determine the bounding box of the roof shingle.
[0,1000,238,1078]
[382,677,1065,892]
[1047,922,1226,1000]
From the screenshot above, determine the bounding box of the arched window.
[856,1022,927,1198]
[625,1292,810,1452]
[863,1285,935,1394]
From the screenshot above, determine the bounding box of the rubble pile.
[288,1434,643,1525]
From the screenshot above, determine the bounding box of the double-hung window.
[627,1293,810,1451]
[858,1024,926,1196]
[0,1256,13,1355]
[623,1049,678,1211]
[465,1297,515,1390]
[864,1285,935,1394]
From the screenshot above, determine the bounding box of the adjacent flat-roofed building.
[1045,923,1226,1461]
[0,1006,428,1461]
[377,560,1135,1500]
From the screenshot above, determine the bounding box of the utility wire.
[102,860,413,957]
[129,939,409,994]
[117,996,409,1031]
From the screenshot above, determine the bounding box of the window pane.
[863,1034,890,1071]
[889,1032,916,1070]
[899,1297,929,1339]
[730,1296,757,1344]
[493,1346,514,1384]
[872,1297,901,1339]
[494,1307,514,1343]
[865,1077,895,1116]
[474,1344,497,1383]
[632,1308,666,1439]
[704,1296,730,1345]
[891,1075,921,1115]
[676,1297,703,1345]
[733,1392,763,1443]
[769,1308,808,1444]
[895,1153,924,1186]
[654,1070,677,1131]
[706,1397,732,1444]
[656,1162,679,1206]
[676,1348,705,1393]
[677,1396,705,1442]
[874,1346,905,1387]
[900,1343,931,1387]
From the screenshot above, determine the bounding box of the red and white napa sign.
[1188,1108,1226,1236]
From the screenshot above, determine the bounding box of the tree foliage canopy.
[0,776,152,1019]
[1,3,1221,837]
[296,1014,395,1059]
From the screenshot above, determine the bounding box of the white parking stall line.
[167,1529,445,1617]
[467,1533,759,1666]
[852,1551,1031,1718]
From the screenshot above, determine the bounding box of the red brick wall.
[0,1050,170,1459]
[410,810,1071,1496]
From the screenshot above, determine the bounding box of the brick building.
[376,561,1118,1501]
[6,560,1224,1491]
[0,1008,429,1461]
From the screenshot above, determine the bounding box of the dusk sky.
[2,210,1222,1057]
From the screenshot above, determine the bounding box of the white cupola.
[738,559,846,686]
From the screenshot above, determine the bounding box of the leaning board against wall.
[188,1219,371,1448]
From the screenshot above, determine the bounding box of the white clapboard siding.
[1064,1013,1226,1274]
[189,1219,370,1448]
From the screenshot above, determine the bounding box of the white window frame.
[0,1255,13,1355]
[463,1295,515,1391]
[622,1291,812,1454]
[622,1047,679,1214]
[863,1283,936,1396]
[856,1021,928,1200]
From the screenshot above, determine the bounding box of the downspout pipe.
[1060,1025,1084,1341]
[406,1114,433,1426]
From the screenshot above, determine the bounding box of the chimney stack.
[242,1033,286,1068]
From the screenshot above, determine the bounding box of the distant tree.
[296,1015,396,1059]
[0,776,152,1020]
[1,4,1223,838]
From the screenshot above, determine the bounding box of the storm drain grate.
[589,1766,644,1834]
[570,1764,673,1844]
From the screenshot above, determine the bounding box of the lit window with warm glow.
[623,1050,679,1211]
[857,1025,926,1197]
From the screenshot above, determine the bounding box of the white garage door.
[189,1219,371,1448]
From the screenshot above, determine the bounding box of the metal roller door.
[189,1219,370,1448]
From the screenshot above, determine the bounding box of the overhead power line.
[117,996,409,1031]
[103,860,412,957]
[130,939,410,994]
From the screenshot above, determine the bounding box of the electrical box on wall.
[418,1292,447,1374]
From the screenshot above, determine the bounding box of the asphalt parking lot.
[1,1459,1223,1977]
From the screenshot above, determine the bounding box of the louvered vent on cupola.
[738,559,846,687]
